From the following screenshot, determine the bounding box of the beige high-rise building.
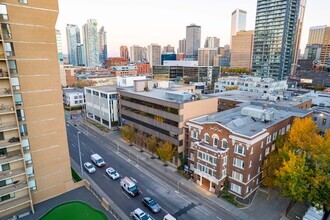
[230,30,254,69]
[198,48,218,66]
[307,26,327,45]
[0,1,73,218]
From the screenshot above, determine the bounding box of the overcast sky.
[56,0,330,57]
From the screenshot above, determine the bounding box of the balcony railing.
[0,196,31,215]
[0,150,23,164]
[0,168,26,182]
[0,123,18,132]
[0,182,28,197]
[0,88,11,97]
[0,71,9,78]
[0,138,20,149]
[0,105,14,114]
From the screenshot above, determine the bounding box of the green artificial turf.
[40,201,108,220]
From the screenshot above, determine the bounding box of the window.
[0,193,15,202]
[1,163,10,171]
[5,42,15,56]
[197,163,216,177]
[11,77,20,91]
[230,183,242,194]
[204,133,210,143]
[259,154,262,161]
[92,91,99,96]
[28,180,36,191]
[14,93,23,106]
[74,96,78,99]
[1,23,11,39]
[273,132,277,140]
[266,135,271,144]
[221,169,227,178]
[0,4,8,20]
[222,156,227,166]
[250,147,254,155]
[258,167,261,173]
[191,130,198,139]
[246,186,249,193]
[234,144,245,156]
[8,60,17,74]
[286,124,291,131]
[22,139,30,151]
[197,151,217,165]
[233,158,244,169]
[232,171,243,182]
[24,153,32,165]
[221,139,228,150]
[265,147,270,156]
[322,119,327,125]
[248,174,251,181]
[249,160,252,168]
[86,89,91,94]
[100,93,107,98]
[0,132,4,141]
[16,109,25,121]
[19,0,28,3]
[313,117,317,121]
[281,127,285,135]
[19,124,28,136]
[256,178,259,185]
[213,137,218,147]
[26,166,34,178]
[261,141,264,148]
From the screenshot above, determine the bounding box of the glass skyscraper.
[252,0,306,80]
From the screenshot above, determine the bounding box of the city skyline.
[56,0,330,57]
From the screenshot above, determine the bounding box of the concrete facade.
[230,30,254,69]
[62,89,84,107]
[0,1,74,218]
[198,48,218,66]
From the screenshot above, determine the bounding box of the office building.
[98,26,107,65]
[66,24,81,66]
[230,30,254,69]
[214,55,230,68]
[198,48,218,66]
[204,37,220,48]
[231,9,247,41]
[161,53,177,65]
[307,26,328,44]
[130,45,143,63]
[186,103,311,197]
[85,86,119,129]
[59,65,76,87]
[118,80,218,166]
[186,24,201,60]
[177,53,185,61]
[76,43,85,66]
[178,39,186,54]
[303,44,322,60]
[252,0,306,80]
[153,65,220,85]
[147,44,161,67]
[135,63,151,74]
[120,46,129,60]
[111,65,138,77]
[0,1,74,218]
[63,88,85,107]
[162,45,175,54]
[83,19,99,67]
[56,30,63,64]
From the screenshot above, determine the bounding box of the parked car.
[120,176,140,197]
[130,208,152,220]
[142,196,161,213]
[91,153,105,167]
[84,162,96,173]
[163,214,176,220]
[106,167,120,180]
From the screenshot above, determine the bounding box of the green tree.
[145,135,158,156]
[120,125,135,146]
[75,79,96,88]
[157,141,175,164]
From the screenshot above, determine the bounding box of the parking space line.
[216,217,222,220]
[90,149,94,154]
[103,174,110,181]
[81,141,86,145]
[121,191,131,200]
[72,144,76,148]
[81,152,85,156]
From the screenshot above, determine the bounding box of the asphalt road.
[66,120,238,220]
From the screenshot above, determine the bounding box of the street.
[66,119,239,220]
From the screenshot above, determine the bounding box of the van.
[163,214,176,220]
[91,154,105,167]
[120,176,140,197]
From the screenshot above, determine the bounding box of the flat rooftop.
[192,103,311,137]
[63,88,84,94]
[209,90,311,107]
[86,85,117,93]
[301,91,330,107]
[121,87,210,103]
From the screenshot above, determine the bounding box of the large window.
[0,5,8,20]
[197,163,216,177]
[222,156,227,166]
[233,158,244,169]
[14,93,23,106]
[19,124,28,136]
[204,133,210,143]
[5,42,15,56]
[1,23,11,39]
[213,137,218,147]
[197,151,217,165]
[221,139,228,150]
[234,144,245,156]
[232,171,243,182]
[230,183,242,194]
[191,129,199,139]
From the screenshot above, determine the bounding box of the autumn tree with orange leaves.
[262,117,330,219]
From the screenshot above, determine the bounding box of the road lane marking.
[72,144,76,148]
[103,174,110,181]
[121,191,131,200]
[90,149,95,154]
[73,134,76,138]
[161,207,169,215]
[81,141,86,145]
[196,207,209,216]
[80,152,85,156]
[216,217,222,220]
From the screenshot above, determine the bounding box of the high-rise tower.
[66,24,81,65]
[98,26,107,66]
[83,19,99,67]
[185,24,201,61]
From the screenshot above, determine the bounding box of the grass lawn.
[40,201,108,220]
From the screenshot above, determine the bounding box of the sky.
[56,0,330,57]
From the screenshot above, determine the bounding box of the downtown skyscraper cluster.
[66,19,107,67]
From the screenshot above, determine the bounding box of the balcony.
[0,71,9,78]
[0,168,26,182]
[0,150,23,165]
[0,105,15,115]
[0,123,18,133]
[0,88,11,97]
[0,196,31,216]
[0,139,20,150]
[0,182,28,197]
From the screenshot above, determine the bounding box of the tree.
[145,135,158,156]
[120,125,135,146]
[75,79,96,88]
[157,141,175,164]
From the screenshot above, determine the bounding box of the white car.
[106,167,120,180]
[130,208,152,220]
[84,162,96,173]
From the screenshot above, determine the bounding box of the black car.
[142,196,161,213]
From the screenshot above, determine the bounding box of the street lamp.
[77,131,84,179]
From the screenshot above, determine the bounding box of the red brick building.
[135,63,150,74]
[105,57,129,69]
[186,103,311,199]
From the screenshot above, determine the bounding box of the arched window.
[212,134,219,147]
[221,139,228,149]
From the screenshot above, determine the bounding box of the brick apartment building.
[136,62,150,74]
[186,102,311,198]
[105,57,129,69]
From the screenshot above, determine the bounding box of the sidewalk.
[76,120,254,220]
